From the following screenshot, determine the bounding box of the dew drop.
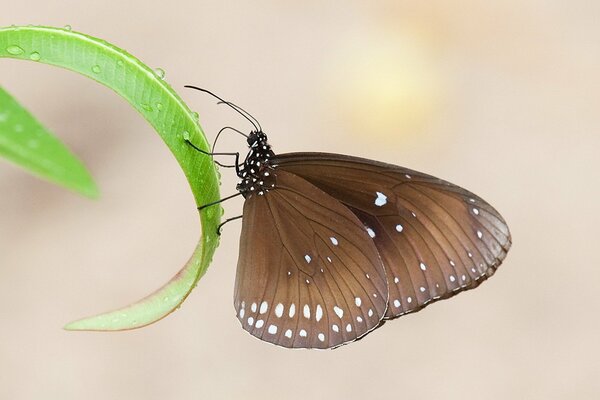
[6,45,24,55]
[156,102,163,111]
[91,65,101,74]
[141,103,153,112]
[29,51,41,61]
[63,25,72,31]
[153,67,166,79]
[116,60,124,67]
[182,131,191,141]
[190,111,199,120]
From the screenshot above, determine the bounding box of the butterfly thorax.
[236,131,276,198]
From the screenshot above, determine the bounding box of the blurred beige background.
[1,1,598,399]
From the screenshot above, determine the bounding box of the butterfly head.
[237,131,276,197]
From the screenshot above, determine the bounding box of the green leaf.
[0,85,98,198]
[0,25,222,330]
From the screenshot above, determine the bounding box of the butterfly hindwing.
[274,153,511,318]
[234,170,388,348]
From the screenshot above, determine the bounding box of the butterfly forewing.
[274,153,511,318]
[234,170,388,348]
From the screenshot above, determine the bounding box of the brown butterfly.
[186,86,511,349]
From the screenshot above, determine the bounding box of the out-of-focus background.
[1,1,598,399]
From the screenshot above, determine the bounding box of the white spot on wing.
[303,304,311,319]
[396,224,403,232]
[284,329,292,338]
[366,227,376,238]
[393,299,401,308]
[473,208,480,215]
[334,306,344,318]
[394,277,400,284]
[355,297,362,307]
[289,303,296,318]
[318,333,325,342]
[316,305,323,322]
[375,191,388,206]
[368,309,373,317]
[420,262,427,271]
[255,320,264,328]
[477,230,483,239]
[251,303,257,313]
[259,301,268,314]
[239,308,245,318]
[268,324,277,334]
[346,324,352,332]
[299,329,307,337]
[275,303,284,318]
[304,255,312,263]
[332,324,339,333]
[330,237,339,245]
[248,317,254,326]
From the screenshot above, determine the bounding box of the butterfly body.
[235,131,275,197]
[227,131,511,349]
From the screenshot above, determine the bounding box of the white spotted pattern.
[289,303,296,318]
[334,306,344,318]
[275,303,284,318]
[330,237,339,245]
[268,324,277,334]
[355,297,362,307]
[318,333,325,342]
[316,304,323,322]
[259,301,268,314]
[420,262,427,271]
[393,299,401,308]
[255,320,264,329]
[285,329,293,338]
[375,191,388,206]
[332,324,339,332]
[299,329,307,337]
[251,303,257,313]
[304,254,312,263]
[366,227,376,238]
[303,304,311,319]
[396,224,403,232]
[248,317,254,326]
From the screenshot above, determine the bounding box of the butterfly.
[185,86,512,349]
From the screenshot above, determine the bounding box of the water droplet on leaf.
[141,103,153,112]
[63,25,72,31]
[6,45,24,55]
[153,68,165,79]
[182,131,191,141]
[91,65,101,74]
[29,51,40,61]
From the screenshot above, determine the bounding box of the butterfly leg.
[217,215,242,235]
[197,192,242,211]
[184,139,242,174]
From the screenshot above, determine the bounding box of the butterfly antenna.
[184,85,262,132]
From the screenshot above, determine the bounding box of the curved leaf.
[0,85,98,197]
[0,25,222,330]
